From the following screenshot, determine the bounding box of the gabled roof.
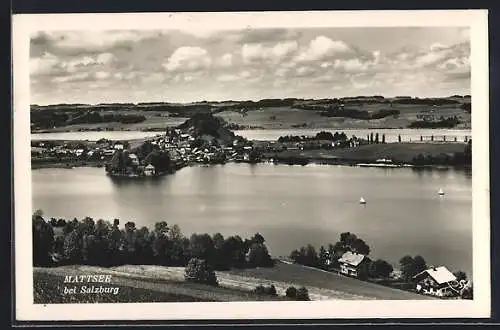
[145,164,155,169]
[413,266,457,284]
[338,251,366,267]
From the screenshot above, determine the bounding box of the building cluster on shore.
[31,139,122,164]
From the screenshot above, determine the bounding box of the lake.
[31,163,473,276]
[31,128,471,143]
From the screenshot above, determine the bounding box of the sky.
[30,27,470,105]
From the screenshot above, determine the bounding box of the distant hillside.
[30,95,471,132]
[177,113,236,143]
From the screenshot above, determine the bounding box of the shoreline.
[31,158,471,171]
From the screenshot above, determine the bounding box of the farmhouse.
[412,266,458,297]
[337,251,370,278]
[144,164,156,176]
[113,142,124,150]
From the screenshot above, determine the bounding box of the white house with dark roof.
[413,266,458,297]
[113,142,124,150]
[144,164,155,176]
[337,251,370,278]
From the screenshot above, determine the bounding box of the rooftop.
[413,266,457,284]
[338,251,366,267]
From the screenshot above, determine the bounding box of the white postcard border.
[13,9,490,321]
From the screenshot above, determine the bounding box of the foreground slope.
[34,261,432,302]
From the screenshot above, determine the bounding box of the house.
[144,164,156,176]
[412,266,458,297]
[128,153,139,166]
[104,149,115,156]
[338,251,370,278]
[113,143,124,150]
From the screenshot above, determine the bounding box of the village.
[30,119,369,174]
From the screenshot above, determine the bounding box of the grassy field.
[35,112,189,133]
[216,104,470,130]
[34,271,215,303]
[32,102,471,133]
[272,142,467,163]
[34,266,286,304]
[225,261,433,300]
[33,261,431,303]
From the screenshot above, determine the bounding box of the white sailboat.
[438,188,445,196]
[359,197,366,204]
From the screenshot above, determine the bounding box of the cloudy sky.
[30,27,470,105]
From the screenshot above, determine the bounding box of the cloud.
[241,41,298,64]
[141,72,166,83]
[58,52,117,73]
[51,72,91,83]
[29,28,471,104]
[215,53,233,67]
[295,66,317,77]
[163,46,212,72]
[388,42,470,72]
[30,52,60,76]
[31,31,157,55]
[236,28,302,44]
[94,71,111,80]
[295,36,351,62]
[216,70,251,82]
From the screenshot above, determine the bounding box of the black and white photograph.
[13,10,490,321]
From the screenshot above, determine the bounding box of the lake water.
[32,163,472,276]
[31,128,471,143]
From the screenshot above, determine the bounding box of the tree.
[286,286,297,299]
[254,284,277,296]
[247,243,273,267]
[453,271,467,282]
[304,244,319,267]
[351,238,370,255]
[251,233,265,245]
[168,224,183,241]
[316,131,334,140]
[212,233,225,250]
[109,219,122,264]
[184,258,218,286]
[370,132,374,143]
[336,232,370,256]
[375,133,379,144]
[122,221,137,263]
[135,226,153,264]
[222,235,246,268]
[461,283,473,299]
[189,233,215,262]
[369,259,394,278]
[318,245,329,269]
[296,287,311,301]
[63,230,82,263]
[82,233,97,264]
[399,255,415,282]
[382,134,386,143]
[144,150,172,173]
[109,150,125,173]
[413,255,427,274]
[398,134,402,143]
[32,211,55,266]
[399,255,426,282]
